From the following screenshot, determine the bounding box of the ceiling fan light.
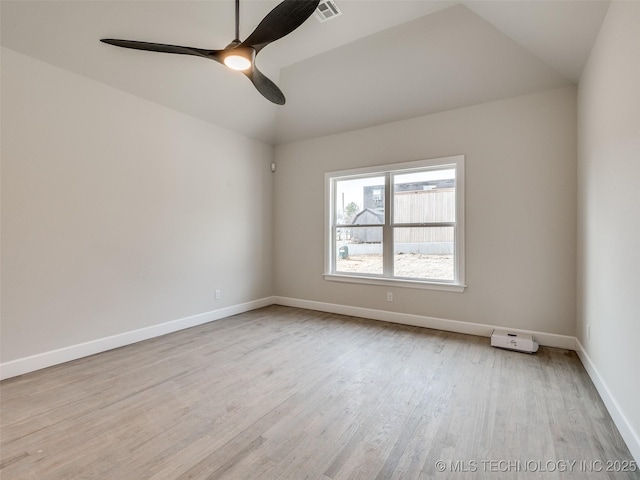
[224,54,252,71]
[221,46,254,71]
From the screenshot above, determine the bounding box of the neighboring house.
[362,178,455,210]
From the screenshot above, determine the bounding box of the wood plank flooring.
[1,306,637,479]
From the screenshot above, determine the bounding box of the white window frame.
[324,155,466,292]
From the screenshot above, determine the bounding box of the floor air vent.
[315,0,342,22]
[491,329,539,354]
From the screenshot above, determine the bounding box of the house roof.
[352,208,384,225]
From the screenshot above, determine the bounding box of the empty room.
[1,0,639,478]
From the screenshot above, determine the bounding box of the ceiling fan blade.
[243,67,286,105]
[240,0,320,53]
[101,39,224,63]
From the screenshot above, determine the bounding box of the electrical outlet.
[215,289,221,300]
[387,292,393,302]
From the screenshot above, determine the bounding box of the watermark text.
[434,459,637,473]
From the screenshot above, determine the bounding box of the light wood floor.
[1,306,637,479]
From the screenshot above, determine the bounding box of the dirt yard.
[336,254,454,280]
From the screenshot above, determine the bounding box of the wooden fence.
[351,189,455,243]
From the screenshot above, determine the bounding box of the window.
[324,155,465,292]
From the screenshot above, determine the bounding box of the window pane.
[393,169,455,223]
[335,176,385,225]
[335,227,383,275]
[393,227,454,280]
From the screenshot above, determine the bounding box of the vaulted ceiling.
[1,0,610,145]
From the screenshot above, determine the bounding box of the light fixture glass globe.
[224,54,251,71]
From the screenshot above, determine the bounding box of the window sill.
[323,274,466,293]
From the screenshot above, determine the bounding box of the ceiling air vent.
[315,0,342,23]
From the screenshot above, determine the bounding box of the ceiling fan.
[101,0,320,105]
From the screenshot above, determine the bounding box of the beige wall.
[1,47,274,363]
[577,1,640,460]
[274,86,577,336]
[0,49,578,365]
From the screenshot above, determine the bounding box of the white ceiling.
[1,0,610,145]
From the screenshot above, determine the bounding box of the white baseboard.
[0,295,576,377]
[272,296,576,350]
[0,297,275,380]
[575,340,640,464]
